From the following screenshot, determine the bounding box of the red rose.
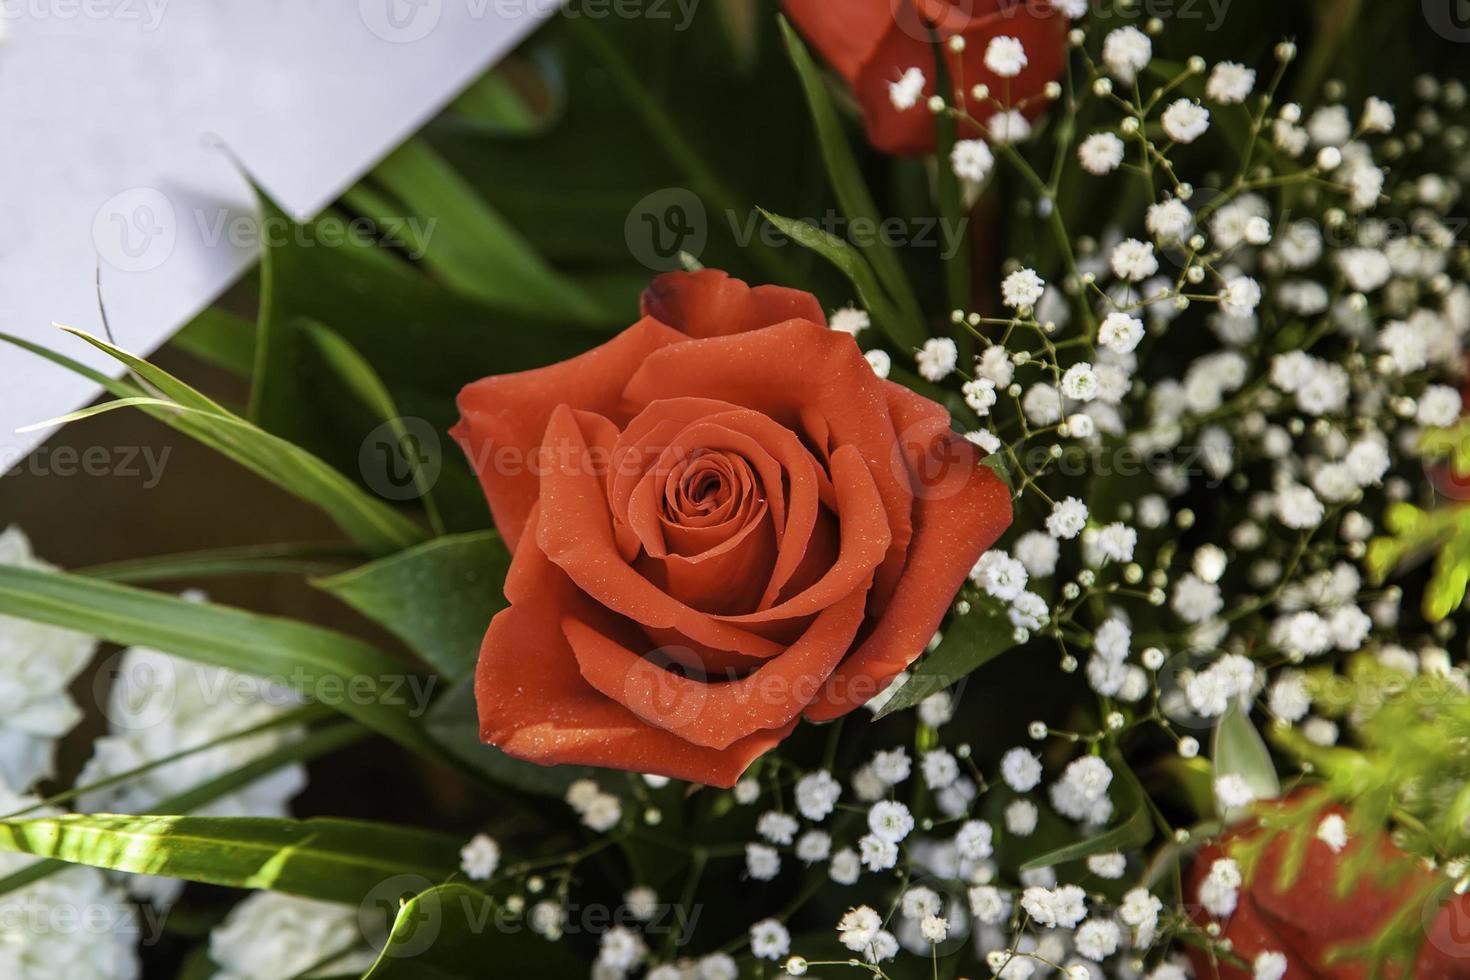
[1186,795,1470,978]
[452,269,1011,786]
[782,0,1068,156]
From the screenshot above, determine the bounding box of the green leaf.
[0,566,440,758]
[758,210,918,351]
[314,532,511,679]
[240,191,607,534]
[15,328,428,557]
[368,139,606,323]
[1020,804,1151,871]
[169,306,257,377]
[1213,702,1282,804]
[0,722,365,899]
[873,594,1017,719]
[56,325,228,412]
[363,884,586,978]
[0,815,460,904]
[777,17,926,338]
[75,542,361,584]
[426,678,600,798]
[301,319,445,534]
[980,452,1013,489]
[1021,757,1156,871]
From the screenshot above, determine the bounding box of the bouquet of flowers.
[2,0,1469,977]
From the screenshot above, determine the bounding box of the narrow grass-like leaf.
[874,594,1016,718]
[778,17,926,336]
[0,814,460,904]
[57,325,228,412]
[314,532,509,679]
[0,566,439,757]
[929,37,971,314]
[0,722,367,899]
[1022,758,1156,870]
[759,210,920,351]
[302,319,445,534]
[3,706,331,819]
[1020,805,1152,871]
[76,542,361,584]
[169,306,257,377]
[371,139,605,323]
[6,329,427,556]
[363,883,586,978]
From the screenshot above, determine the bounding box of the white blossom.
[1002,268,1046,309]
[889,67,926,111]
[951,139,995,183]
[210,893,372,980]
[1206,62,1255,104]
[1102,27,1151,83]
[917,337,959,381]
[984,36,1028,78]
[0,527,96,791]
[1078,132,1125,174]
[1161,99,1210,143]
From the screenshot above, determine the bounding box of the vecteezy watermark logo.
[359,417,443,502]
[0,0,170,31]
[625,187,707,272]
[92,187,176,273]
[1425,0,1470,41]
[359,0,442,43]
[359,875,441,954]
[92,649,178,732]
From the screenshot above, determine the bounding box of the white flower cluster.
[207,892,375,980]
[0,780,141,979]
[839,11,1470,975]
[0,526,96,791]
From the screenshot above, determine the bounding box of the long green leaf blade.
[874,595,1017,718]
[363,883,586,978]
[4,331,427,556]
[778,17,926,338]
[314,532,509,679]
[370,139,607,323]
[302,320,445,534]
[0,815,460,904]
[0,567,439,757]
[759,210,918,351]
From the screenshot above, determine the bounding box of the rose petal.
[641,269,826,339]
[475,514,790,787]
[781,0,895,86]
[566,589,867,750]
[536,404,790,658]
[719,444,890,624]
[452,318,687,551]
[622,320,919,613]
[806,429,1011,720]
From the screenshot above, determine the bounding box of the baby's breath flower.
[1078,132,1125,174]
[1206,61,1255,104]
[984,36,1028,78]
[917,337,959,381]
[1102,26,1151,83]
[828,306,869,335]
[1002,267,1047,309]
[1110,238,1159,281]
[951,139,995,183]
[1162,99,1211,143]
[888,67,926,111]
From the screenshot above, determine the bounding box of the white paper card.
[0,0,555,472]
